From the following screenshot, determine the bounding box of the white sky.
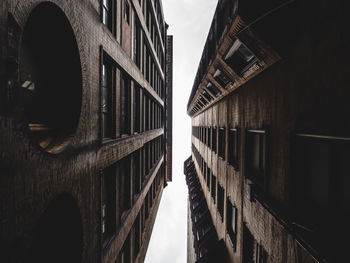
[144,1,218,262]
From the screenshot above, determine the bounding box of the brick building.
[0,0,172,262]
[185,157,227,263]
[186,0,350,262]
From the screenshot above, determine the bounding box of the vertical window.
[227,199,237,249]
[217,183,225,220]
[133,150,141,196]
[134,214,141,260]
[102,0,113,31]
[211,174,216,203]
[133,85,141,133]
[212,127,217,153]
[228,128,239,169]
[120,73,131,135]
[246,130,266,188]
[124,1,130,24]
[102,55,114,139]
[102,166,116,242]
[218,127,226,159]
[292,134,350,228]
[133,18,141,68]
[118,234,131,263]
[119,156,131,219]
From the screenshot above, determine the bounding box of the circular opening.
[30,195,83,263]
[20,2,82,153]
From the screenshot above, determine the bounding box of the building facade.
[187,0,350,262]
[0,0,172,262]
[185,157,227,263]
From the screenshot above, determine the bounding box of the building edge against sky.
[0,0,172,262]
[186,0,350,262]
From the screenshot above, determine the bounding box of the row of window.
[193,126,267,191]
[117,165,164,263]
[102,135,164,244]
[192,126,239,170]
[195,126,350,252]
[192,144,238,251]
[189,37,259,116]
[102,51,164,140]
[102,0,165,98]
[116,165,163,263]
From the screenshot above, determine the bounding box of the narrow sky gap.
[145,1,218,262]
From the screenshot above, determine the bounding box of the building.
[0,0,172,262]
[186,0,350,262]
[185,157,227,263]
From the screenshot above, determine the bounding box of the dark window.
[124,1,130,24]
[218,128,226,159]
[133,150,141,196]
[246,130,266,188]
[102,166,116,242]
[243,225,255,263]
[213,70,230,89]
[227,199,237,249]
[228,129,239,169]
[120,73,131,135]
[212,127,217,153]
[118,156,131,219]
[211,174,216,203]
[133,85,141,133]
[133,19,141,67]
[102,0,113,31]
[207,82,221,97]
[118,234,131,263]
[292,134,350,228]
[134,214,141,259]
[225,40,257,75]
[217,184,225,220]
[102,56,114,139]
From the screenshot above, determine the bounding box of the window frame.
[245,129,267,190]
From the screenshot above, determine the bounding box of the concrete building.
[186,0,350,262]
[0,0,172,262]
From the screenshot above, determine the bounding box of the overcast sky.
[144,1,218,262]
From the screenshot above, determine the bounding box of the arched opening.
[30,194,83,263]
[20,2,82,153]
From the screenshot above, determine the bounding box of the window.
[217,184,225,220]
[212,127,217,153]
[228,129,239,169]
[218,127,226,159]
[102,54,115,139]
[211,174,216,203]
[120,72,131,135]
[207,82,221,97]
[124,1,130,24]
[225,39,257,75]
[118,156,131,219]
[133,85,141,133]
[133,214,141,260]
[213,69,230,89]
[133,150,141,196]
[102,166,116,242]
[102,0,113,31]
[118,234,131,263]
[133,19,141,68]
[227,199,237,249]
[243,225,268,263]
[292,134,350,228]
[246,130,266,188]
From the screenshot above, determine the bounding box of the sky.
[144,1,218,262]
